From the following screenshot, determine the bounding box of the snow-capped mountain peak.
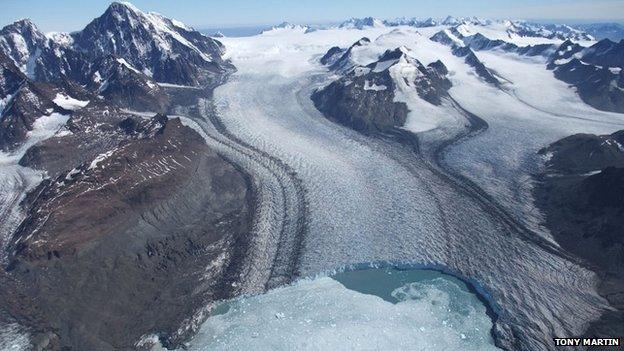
[70,2,230,85]
[0,18,93,83]
[421,17,438,27]
[2,19,41,35]
[376,46,412,63]
[339,17,385,29]
[442,16,461,26]
[0,18,49,75]
[262,22,309,33]
[77,2,210,59]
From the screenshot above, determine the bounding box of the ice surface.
[0,323,30,351]
[200,26,614,350]
[455,22,594,47]
[445,49,624,236]
[185,274,499,351]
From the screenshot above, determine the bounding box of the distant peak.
[109,1,141,12]
[340,17,384,29]
[442,15,460,25]
[12,18,36,27]
[104,1,145,19]
[354,37,371,46]
[2,18,39,33]
[378,46,411,62]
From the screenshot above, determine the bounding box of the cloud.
[484,0,624,20]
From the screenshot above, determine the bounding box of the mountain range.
[1,3,624,351]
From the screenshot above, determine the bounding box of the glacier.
[1,13,622,350]
[179,24,623,350]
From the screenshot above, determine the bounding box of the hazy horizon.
[0,0,623,33]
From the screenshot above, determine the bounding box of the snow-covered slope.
[340,17,385,29]
[0,2,233,87]
[262,22,309,34]
[86,55,168,112]
[211,23,623,351]
[1,6,622,350]
[0,19,89,82]
[70,2,231,86]
[314,44,456,133]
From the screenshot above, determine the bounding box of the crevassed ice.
[0,323,30,351]
[185,274,500,351]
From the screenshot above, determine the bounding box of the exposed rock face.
[553,58,624,113]
[87,55,169,112]
[420,18,438,27]
[312,70,406,134]
[319,46,345,66]
[0,3,249,350]
[0,81,67,151]
[18,102,131,177]
[540,131,624,173]
[0,19,89,83]
[535,130,624,343]
[545,39,624,113]
[462,33,516,51]
[452,46,501,86]
[313,46,451,134]
[430,28,464,47]
[0,56,93,152]
[547,39,583,67]
[329,37,370,72]
[6,114,252,350]
[0,1,232,101]
[0,51,26,99]
[578,23,624,41]
[431,26,560,58]
[581,39,624,68]
[441,16,461,26]
[71,2,232,86]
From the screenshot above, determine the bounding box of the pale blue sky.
[1,0,623,32]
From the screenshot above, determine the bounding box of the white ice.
[203,25,611,350]
[115,57,141,74]
[53,93,89,110]
[185,276,499,351]
[0,323,30,351]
